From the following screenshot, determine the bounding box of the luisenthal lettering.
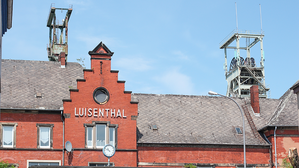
[74,108,127,118]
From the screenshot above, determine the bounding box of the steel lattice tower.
[220,30,269,98]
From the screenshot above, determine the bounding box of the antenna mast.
[235,2,238,33]
[259,4,263,34]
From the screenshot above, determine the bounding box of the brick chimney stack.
[88,42,114,74]
[60,52,66,68]
[250,85,260,113]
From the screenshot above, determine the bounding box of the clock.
[103,144,115,158]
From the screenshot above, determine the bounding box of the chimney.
[250,85,260,113]
[60,52,66,68]
[88,42,114,74]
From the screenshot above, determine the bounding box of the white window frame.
[3,126,14,148]
[27,160,61,168]
[84,121,117,149]
[96,125,106,148]
[36,124,54,149]
[109,127,115,146]
[39,127,50,148]
[0,123,17,148]
[86,126,93,148]
[88,162,114,167]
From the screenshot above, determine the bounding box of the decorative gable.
[62,42,138,166]
[88,41,114,56]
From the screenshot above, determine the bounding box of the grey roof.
[133,94,270,146]
[265,88,298,127]
[1,59,298,146]
[1,59,83,110]
[290,80,299,90]
[133,79,298,145]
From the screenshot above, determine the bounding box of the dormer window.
[235,127,242,134]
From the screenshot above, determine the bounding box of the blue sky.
[3,0,299,99]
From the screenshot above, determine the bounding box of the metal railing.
[219,29,264,48]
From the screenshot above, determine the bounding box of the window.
[96,125,106,147]
[89,162,114,167]
[235,127,242,134]
[0,123,17,148]
[109,127,115,145]
[27,160,60,168]
[3,126,13,147]
[87,127,93,148]
[40,127,50,148]
[36,124,54,149]
[93,87,110,105]
[84,121,117,149]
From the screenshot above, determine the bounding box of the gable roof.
[88,42,114,56]
[263,85,298,128]
[1,59,83,110]
[132,93,270,146]
[1,59,298,146]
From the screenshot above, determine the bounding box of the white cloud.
[114,56,152,71]
[154,68,194,95]
[172,50,190,60]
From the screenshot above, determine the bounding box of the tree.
[185,163,197,168]
[0,160,15,168]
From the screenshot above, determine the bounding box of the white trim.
[39,127,50,148]
[2,125,14,148]
[88,162,114,167]
[109,127,115,146]
[86,127,93,148]
[138,162,185,166]
[250,105,260,117]
[27,160,61,168]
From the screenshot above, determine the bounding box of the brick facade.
[265,128,299,167]
[0,112,63,168]
[0,42,298,168]
[63,42,138,166]
[138,146,270,167]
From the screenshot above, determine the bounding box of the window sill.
[38,147,52,149]
[2,146,14,148]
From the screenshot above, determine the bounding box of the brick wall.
[0,112,63,167]
[138,146,270,167]
[63,43,138,166]
[265,128,299,167]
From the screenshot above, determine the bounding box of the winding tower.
[220,30,269,98]
[46,4,72,62]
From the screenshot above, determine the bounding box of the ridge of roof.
[2,59,81,65]
[290,80,299,90]
[132,93,233,98]
[88,41,114,56]
[266,88,297,127]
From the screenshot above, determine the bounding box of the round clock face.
[103,144,115,158]
[93,87,109,105]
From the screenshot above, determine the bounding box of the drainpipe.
[274,126,277,168]
[262,133,272,168]
[61,110,65,166]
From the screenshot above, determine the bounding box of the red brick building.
[0,42,298,168]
